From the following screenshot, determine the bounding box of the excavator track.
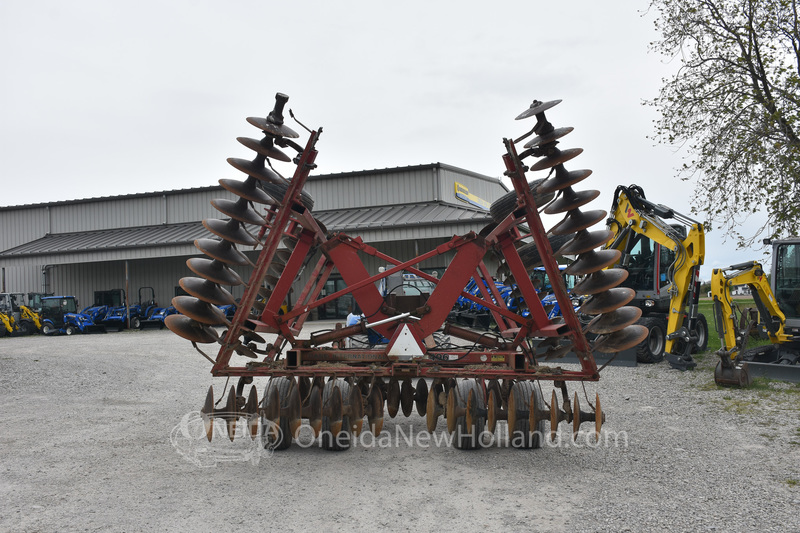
[167,93,648,450]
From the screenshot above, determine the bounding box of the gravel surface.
[2,324,799,532]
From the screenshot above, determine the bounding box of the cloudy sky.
[0,0,770,279]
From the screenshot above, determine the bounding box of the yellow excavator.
[0,293,42,335]
[604,185,708,369]
[711,238,800,385]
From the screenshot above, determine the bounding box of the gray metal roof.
[0,222,206,258]
[0,201,491,258]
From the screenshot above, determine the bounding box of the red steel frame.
[210,129,599,383]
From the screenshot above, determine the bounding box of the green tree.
[648,0,800,246]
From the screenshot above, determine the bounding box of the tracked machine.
[166,93,648,450]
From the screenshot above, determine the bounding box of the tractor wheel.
[507,380,545,449]
[450,379,486,450]
[42,323,55,335]
[261,377,294,451]
[690,314,709,354]
[635,316,666,364]
[131,317,142,330]
[516,233,574,271]
[322,379,351,451]
[489,178,555,223]
[65,325,76,336]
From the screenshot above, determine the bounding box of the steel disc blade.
[564,249,621,276]
[524,126,574,148]
[550,389,559,442]
[246,116,300,139]
[387,379,401,418]
[275,249,292,264]
[446,388,458,434]
[543,343,573,360]
[194,238,251,266]
[572,268,629,295]
[538,167,593,195]
[236,136,291,162]
[186,258,244,286]
[400,379,414,417]
[578,288,636,315]
[165,314,218,343]
[593,324,650,353]
[203,218,258,246]
[227,157,283,185]
[515,99,561,120]
[287,380,302,439]
[210,198,266,226]
[264,274,280,287]
[233,342,258,359]
[549,209,607,236]
[414,378,428,416]
[530,148,583,171]
[586,306,643,334]
[218,178,273,205]
[367,387,384,435]
[556,229,615,256]
[173,295,230,325]
[349,386,365,436]
[308,384,322,437]
[282,234,299,249]
[202,386,214,441]
[179,277,236,306]
[544,189,601,215]
[225,385,238,441]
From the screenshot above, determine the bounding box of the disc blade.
[538,167,593,195]
[227,157,283,185]
[237,136,291,162]
[515,99,561,120]
[246,116,300,139]
[524,126,574,148]
[287,380,302,439]
[400,379,414,417]
[544,189,601,215]
[530,147,583,171]
[414,378,428,416]
[165,314,218,343]
[349,386,365,436]
[578,288,636,315]
[586,306,643,334]
[179,277,236,306]
[210,197,267,226]
[387,379,400,419]
[572,268,629,295]
[202,385,214,442]
[226,385,238,441]
[218,178,273,205]
[172,295,230,325]
[549,209,607,236]
[194,238,251,266]
[186,258,244,286]
[593,324,649,353]
[246,386,259,439]
[203,218,258,246]
[549,389,559,442]
[564,249,621,276]
[367,387,384,435]
[556,229,615,256]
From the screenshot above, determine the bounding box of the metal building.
[0,163,508,319]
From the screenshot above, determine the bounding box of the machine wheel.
[489,178,555,223]
[131,317,142,330]
[507,380,545,449]
[690,314,709,354]
[516,233,574,270]
[262,377,293,451]
[42,323,55,335]
[635,316,666,364]
[322,379,351,451]
[451,380,486,450]
[18,321,33,335]
[65,325,76,336]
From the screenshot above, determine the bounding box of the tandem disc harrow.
[167,93,647,451]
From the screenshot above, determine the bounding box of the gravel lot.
[2,324,800,532]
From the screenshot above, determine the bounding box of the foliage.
[648,0,800,246]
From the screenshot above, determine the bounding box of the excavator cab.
[774,240,800,328]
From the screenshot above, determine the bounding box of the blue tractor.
[40,296,107,335]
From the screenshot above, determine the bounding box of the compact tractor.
[166,93,648,451]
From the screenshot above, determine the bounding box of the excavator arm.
[605,185,705,369]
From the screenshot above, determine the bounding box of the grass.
[698,297,772,354]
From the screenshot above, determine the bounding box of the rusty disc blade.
[572,268,629,295]
[538,167,593,195]
[245,386,259,439]
[173,295,229,325]
[264,274,280,287]
[237,136,291,162]
[595,393,603,441]
[515,99,561,120]
[586,306,643,334]
[400,379,414,417]
[487,389,499,435]
[328,384,343,436]
[275,248,292,264]
[201,385,214,442]
[233,342,258,359]
[187,258,244,286]
[194,238,251,266]
[426,386,440,432]
[179,277,235,306]
[446,387,458,434]
[593,324,649,353]
[287,380,302,439]
[530,147,583,171]
[465,389,477,433]
[549,389,559,442]
[246,116,300,139]
[225,385,238,441]
[308,383,322,437]
[549,208,607,236]
[349,386,365,436]
[165,314,218,344]
[367,387,384,435]
[203,218,258,246]
[544,189,601,215]
[414,378,428,416]
[210,197,267,226]
[524,126,574,148]
[572,392,580,442]
[218,178,273,205]
[556,229,615,256]
[543,342,573,360]
[387,379,400,418]
[506,386,518,435]
[578,287,636,315]
[564,249,622,276]
[227,157,283,185]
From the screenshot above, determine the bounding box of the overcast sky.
[0,0,771,279]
